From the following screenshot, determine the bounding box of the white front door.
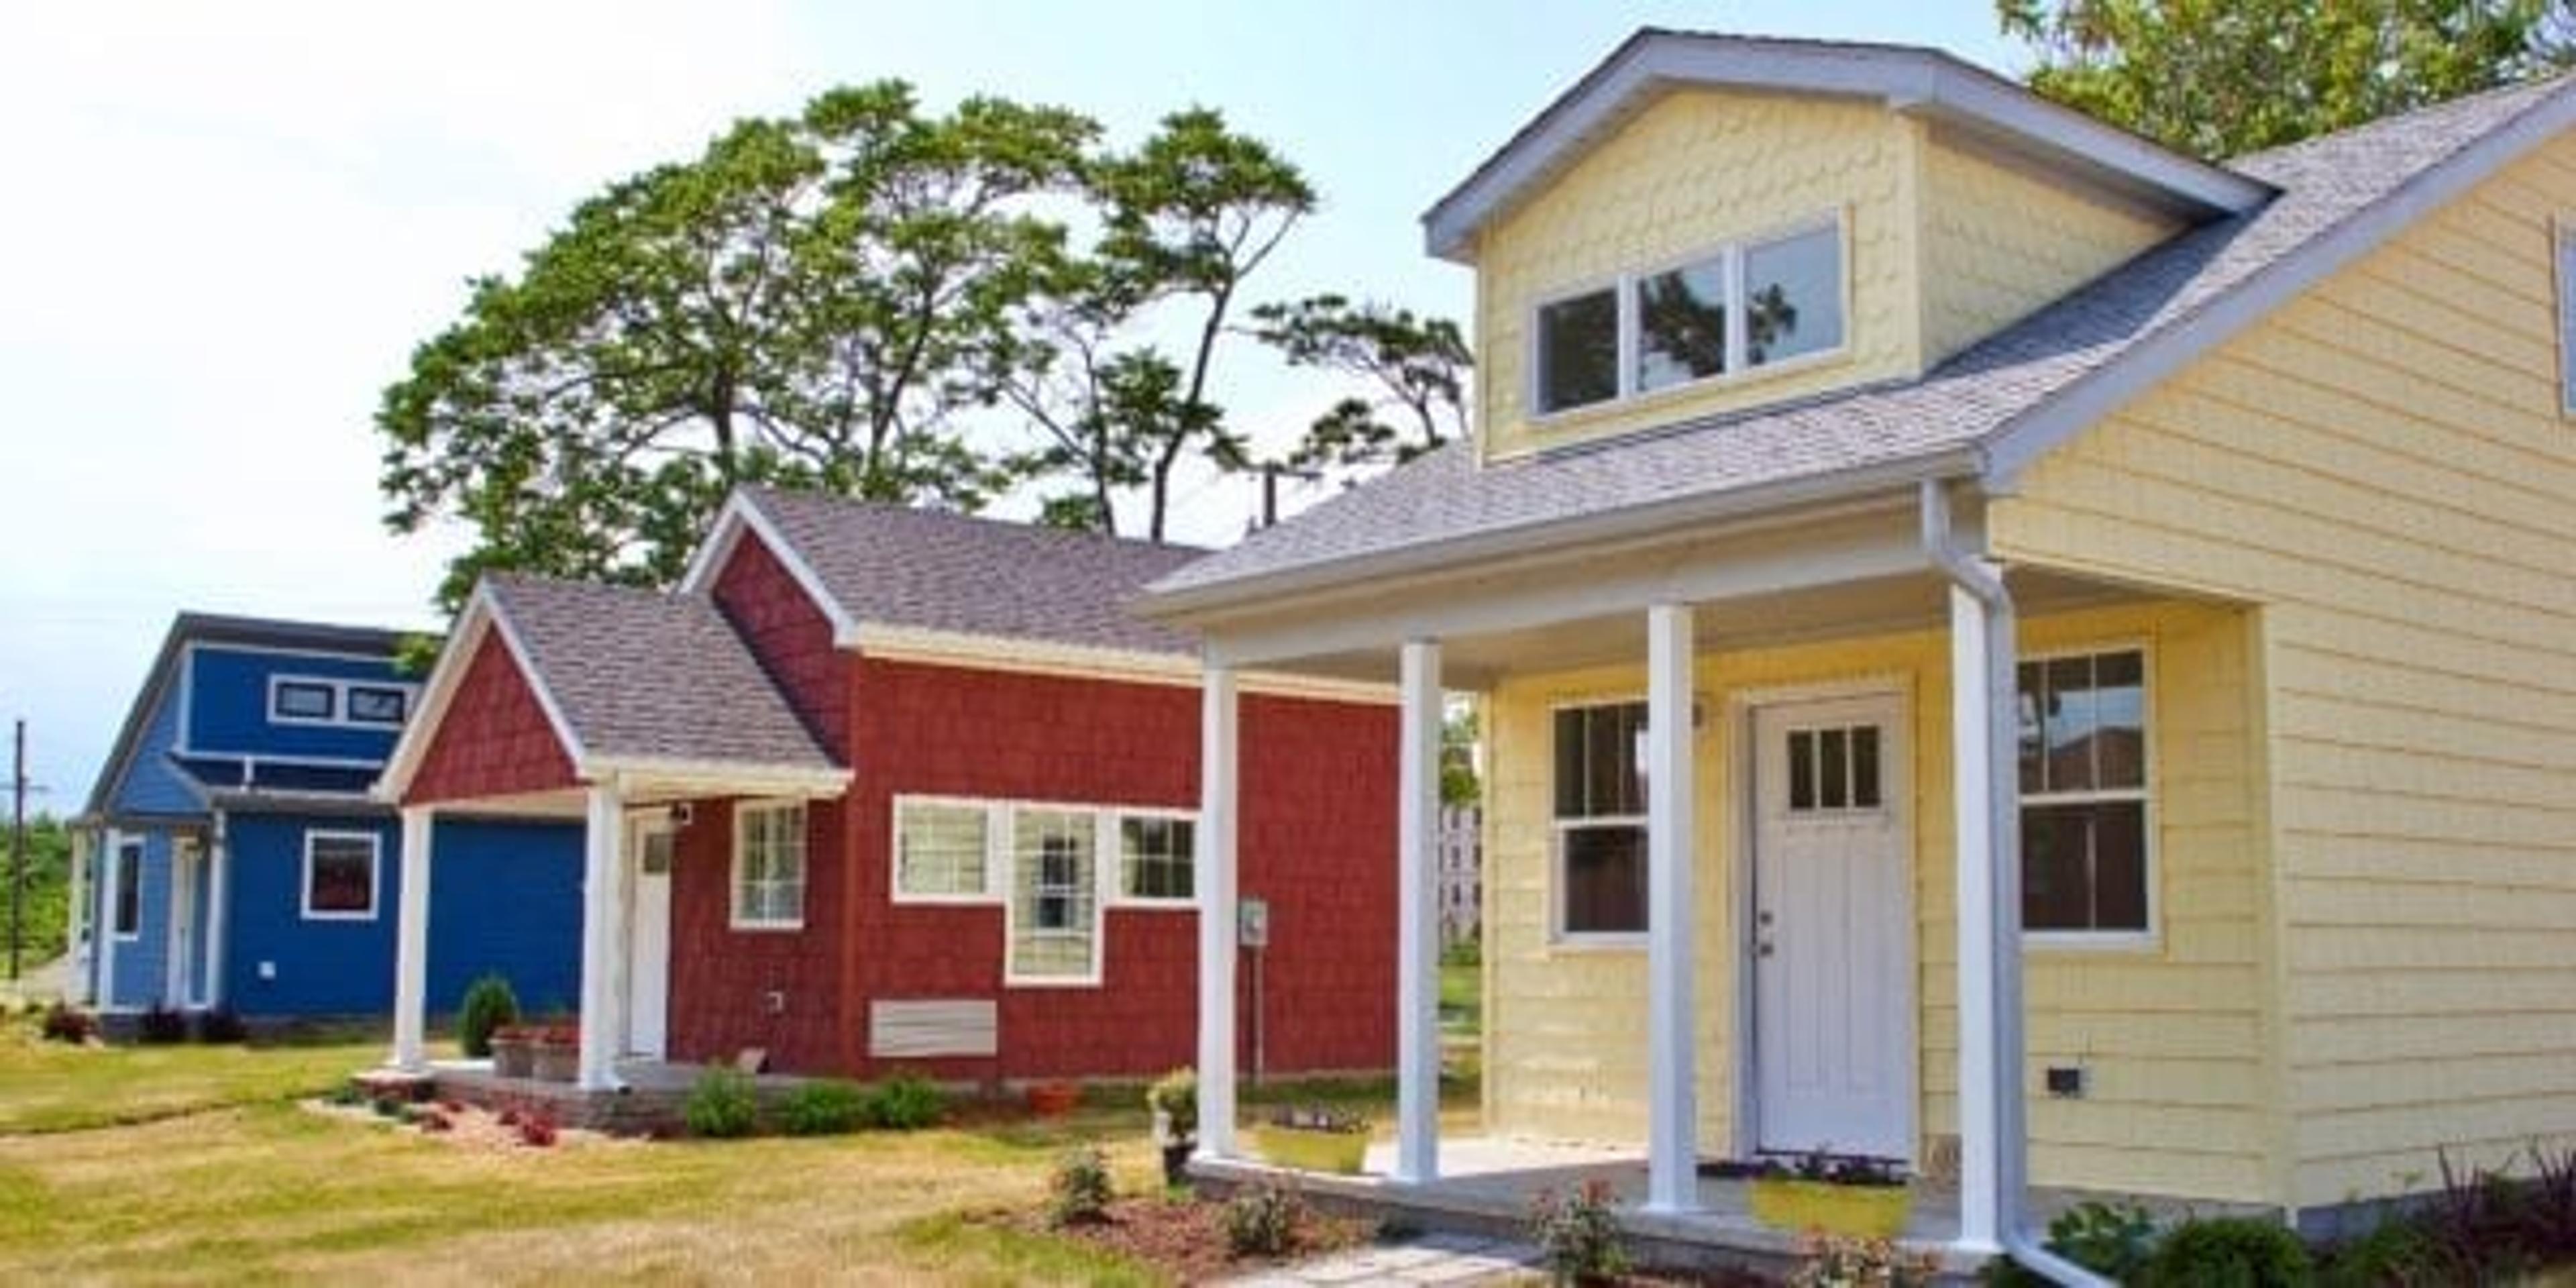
[169,837,201,1008]
[1750,693,1912,1162]
[624,818,675,1059]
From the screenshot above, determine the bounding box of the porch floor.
[1197,1136,2273,1280]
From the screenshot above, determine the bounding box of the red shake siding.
[662,652,1396,1083]
[710,533,848,751]
[665,796,848,1073]
[404,633,577,806]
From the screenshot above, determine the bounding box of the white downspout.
[1921,479,2107,1288]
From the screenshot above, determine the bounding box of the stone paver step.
[1220,1235,1541,1287]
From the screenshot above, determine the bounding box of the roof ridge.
[2228,67,2576,168]
[741,483,1216,557]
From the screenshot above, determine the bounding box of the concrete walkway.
[1221,1233,1542,1286]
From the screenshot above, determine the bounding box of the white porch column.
[97,829,123,1008]
[1194,663,1241,1160]
[1393,639,1443,1185]
[66,828,91,1006]
[1644,603,1700,1213]
[1949,583,2008,1254]
[206,812,231,1008]
[578,782,628,1090]
[392,806,433,1073]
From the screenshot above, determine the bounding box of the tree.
[379,83,1092,608]
[1252,294,1472,482]
[6,814,70,973]
[1997,0,2573,160]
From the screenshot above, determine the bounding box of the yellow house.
[1139,28,2576,1272]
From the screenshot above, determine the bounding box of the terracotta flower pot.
[1026,1082,1081,1118]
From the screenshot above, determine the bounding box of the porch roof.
[1140,72,2575,620]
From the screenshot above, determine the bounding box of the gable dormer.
[1431,32,2268,462]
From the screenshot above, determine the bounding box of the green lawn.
[0,1020,1477,1284]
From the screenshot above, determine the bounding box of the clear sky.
[0,1,2019,808]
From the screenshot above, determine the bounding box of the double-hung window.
[1010,808,1098,982]
[2018,649,2151,938]
[1536,215,1846,415]
[895,800,990,899]
[302,831,380,920]
[1118,814,1195,903]
[1554,700,1648,938]
[732,801,808,930]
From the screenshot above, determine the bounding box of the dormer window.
[1532,213,1847,418]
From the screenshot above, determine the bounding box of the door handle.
[1756,941,1774,957]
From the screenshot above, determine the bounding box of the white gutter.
[1919,480,2108,1288]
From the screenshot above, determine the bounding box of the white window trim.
[2019,640,2161,953]
[1112,809,1199,909]
[1002,805,1110,989]
[300,830,382,922]
[730,798,808,932]
[1548,694,1652,949]
[267,674,421,730]
[1527,209,1852,425]
[890,795,1004,906]
[113,839,144,941]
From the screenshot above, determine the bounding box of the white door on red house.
[1751,694,1913,1162]
[625,818,675,1059]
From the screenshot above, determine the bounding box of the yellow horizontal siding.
[1991,131,2576,1211]
[1479,601,2267,1201]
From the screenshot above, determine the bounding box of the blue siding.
[105,830,173,1010]
[186,647,407,763]
[110,686,201,818]
[221,814,582,1018]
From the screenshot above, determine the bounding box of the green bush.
[1528,1179,1627,1285]
[1146,1067,1197,1140]
[862,1073,945,1130]
[1990,1201,2161,1285]
[684,1067,760,1138]
[455,974,519,1059]
[1224,1183,1304,1257]
[1049,1146,1112,1227]
[2143,1216,2312,1287]
[779,1079,866,1136]
[2320,1218,2445,1287]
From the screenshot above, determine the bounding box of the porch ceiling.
[1254,566,2144,687]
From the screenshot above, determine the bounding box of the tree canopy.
[1998,0,2575,160]
[381,85,1464,609]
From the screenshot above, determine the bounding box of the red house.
[373,487,1397,1089]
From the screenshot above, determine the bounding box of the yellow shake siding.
[1990,133,2576,1210]
[1474,90,1919,462]
[1917,134,2183,366]
[1479,602,2269,1201]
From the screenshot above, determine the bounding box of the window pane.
[1614,704,1647,816]
[2093,651,2146,790]
[307,836,374,914]
[116,845,142,934]
[274,681,335,720]
[1820,727,1849,810]
[737,804,805,924]
[1788,729,1815,812]
[1562,824,1647,934]
[2043,655,2100,794]
[2016,662,2045,794]
[1120,816,1195,901]
[2021,804,2093,932]
[1743,225,1843,366]
[1554,708,1586,818]
[1537,289,1619,413]
[1635,256,1728,391]
[346,686,408,724]
[1587,706,1625,816]
[1851,725,1882,809]
[1012,810,1097,978]
[2090,800,2149,931]
[898,802,987,896]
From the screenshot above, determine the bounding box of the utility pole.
[9,719,24,983]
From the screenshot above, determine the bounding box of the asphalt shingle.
[485,575,837,771]
[1147,72,2573,603]
[743,488,1208,655]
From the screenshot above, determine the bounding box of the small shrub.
[1988,1200,2160,1285]
[1224,1182,1305,1258]
[2320,1218,2445,1287]
[40,1002,94,1043]
[325,1081,366,1107]
[138,1003,189,1044]
[1049,1146,1113,1227]
[195,1006,248,1044]
[1529,1179,1628,1285]
[684,1067,760,1138]
[779,1079,867,1136]
[455,974,519,1059]
[2143,1216,2312,1287]
[1146,1067,1197,1140]
[1793,1233,1942,1288]
[862,1073,945,1131]
[517,1112,558,1148]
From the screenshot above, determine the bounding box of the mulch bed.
[1029,1193,1376,1283]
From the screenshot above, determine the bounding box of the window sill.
[729,920,804,934]
[2022,930,2158,955]
[1112,897,1196,912]
[890,891,1000,907]
[1004,975,1104,989]
[1547,934,1648,954]
[300,911,379,923]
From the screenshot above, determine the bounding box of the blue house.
[72,613,583,1022]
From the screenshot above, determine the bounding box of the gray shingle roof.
[743,487,1208,655]
[1147,73,2574,606]
[485,575,837,771]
